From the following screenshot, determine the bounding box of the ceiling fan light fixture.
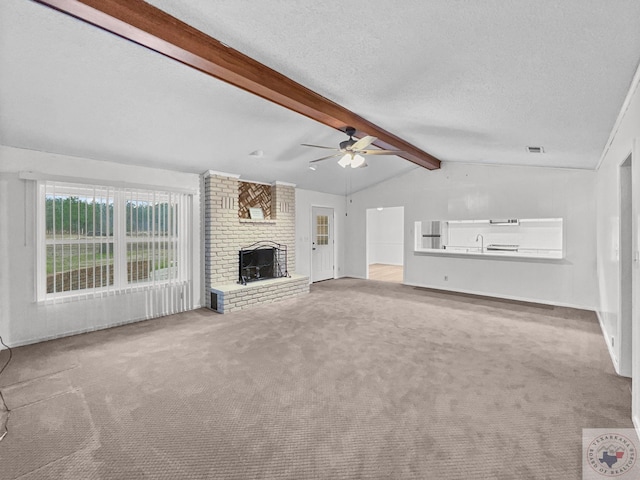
[303,127,397,169]
[338,153,352,168]
[351,154,366,168]
[308,163,317,171]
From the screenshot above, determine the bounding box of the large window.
[125,189,179,284]
[38,181,192,300]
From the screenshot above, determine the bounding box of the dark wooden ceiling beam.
[34,0,441,170]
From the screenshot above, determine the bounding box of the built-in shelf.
[239,219,276,225]
[414,217,564,260]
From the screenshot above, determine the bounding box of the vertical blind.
[39,181,193,314]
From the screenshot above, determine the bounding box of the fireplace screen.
[238,241,288,285]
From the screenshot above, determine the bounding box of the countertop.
[414,246,563,260]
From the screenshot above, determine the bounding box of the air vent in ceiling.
[526,146,544,153]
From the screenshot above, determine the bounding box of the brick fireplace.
[202,171,309,312]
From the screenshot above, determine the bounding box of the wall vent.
[210,291,218,311]
[220,196,236,210]
[526,146,544,153]
[279,202,291,213]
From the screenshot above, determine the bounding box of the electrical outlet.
[444,275,448,281]
[611,337,614,347]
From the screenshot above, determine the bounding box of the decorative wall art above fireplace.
[238,181,272,219]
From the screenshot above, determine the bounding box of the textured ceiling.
[2,0,640,195]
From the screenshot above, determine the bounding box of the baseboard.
[308,275,341,284]
[402,281,595,311]
[5,305,203,349]
[595,310,621,375]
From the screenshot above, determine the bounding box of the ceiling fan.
[302,126,404,169]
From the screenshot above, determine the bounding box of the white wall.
[595,63,640,420]
[295,189,346,280]
[345,162,597,309]
[0,146,202,347]
[366,207,404,266]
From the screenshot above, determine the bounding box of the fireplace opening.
[239,241,288,285]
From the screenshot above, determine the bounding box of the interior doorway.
[311,206,334,283]
[619,154,632,377]
[366,206,404,283]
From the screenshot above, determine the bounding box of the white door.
[311,207,334,282]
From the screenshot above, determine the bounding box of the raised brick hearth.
[209,274,309,313]
[203,171,309,312]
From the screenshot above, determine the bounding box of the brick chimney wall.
[203,172,296,307]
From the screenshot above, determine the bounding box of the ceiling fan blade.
[350,135,377,151]
[301,143,338,150]
[359,149,405,155]
[309,153,341,163]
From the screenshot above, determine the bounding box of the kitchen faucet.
[475,234,484,252]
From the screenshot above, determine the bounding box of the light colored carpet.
[368,264,403,283]
[0,278,632,479]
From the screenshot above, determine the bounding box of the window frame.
[37,181,192,302]
[315,214,329,246]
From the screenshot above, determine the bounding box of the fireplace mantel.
[239,219,276,225]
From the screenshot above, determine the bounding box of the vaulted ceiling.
[2,0,640,195]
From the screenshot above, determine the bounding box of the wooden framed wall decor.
[238,181,272,219]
